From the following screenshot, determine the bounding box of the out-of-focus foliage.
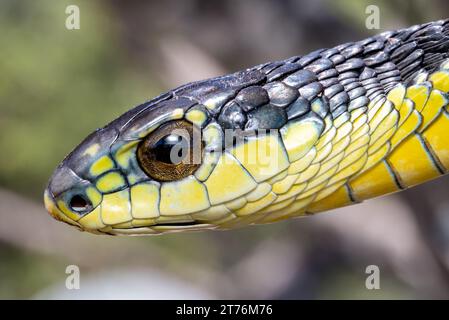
[2,0,449,299]
[0,0,159,198]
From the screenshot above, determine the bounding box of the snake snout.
[43,188,83,229]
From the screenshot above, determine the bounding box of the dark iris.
[136,120,203,182]
[69,194,92,214]
[152,134,188,164]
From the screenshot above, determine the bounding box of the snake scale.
[45,19,449,235]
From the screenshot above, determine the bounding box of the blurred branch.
[401,178,449,296]
[281,195,449,298]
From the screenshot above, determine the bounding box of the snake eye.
[69,194,92,214]
[152,133,187,164]
[137,120,203,182]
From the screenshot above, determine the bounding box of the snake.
[44,19,449,236]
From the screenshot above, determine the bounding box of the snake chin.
[44,189,84,231]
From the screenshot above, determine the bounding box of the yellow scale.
[307,64,449,214]
[220,62,449,225]
[77,61,449,233]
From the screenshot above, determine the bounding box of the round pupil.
[152,134,188,164]
[69,194,91,213]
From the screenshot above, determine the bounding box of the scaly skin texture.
[45,19,449,235]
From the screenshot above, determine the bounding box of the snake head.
[45,68,325,235]
[44,92,213,235]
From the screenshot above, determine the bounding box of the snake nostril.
[69,194,92,213]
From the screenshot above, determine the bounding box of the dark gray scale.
[254,61,274,71]
[377,70,401,81]
[423,35,449,52]
[364,87,382,98]
[417,36,444,51]
[266,63,301,81]
[339,77,358,86]
[391,42,418,61]
[297,49,325,67]
[263,82,299,107]
[286,97,311,120]
[421,40,449,53]
[359,67,377,80]
[348,96,369,111]
[235,86,269,112]
[363,40,385,54]
[402,60,425,82]
[365,86,384,98]
[327,52,372,107]
[317,68,338,80]
[424,52,448,71]
[356,78,382,98]
[382,38,401,55]
[324,83,344,99]
[217,101,246,129]
[359,36,377,46]
[368,90,384,102]
[335,42,355,52]
[410,23,442,39]
[338,71,360,81]
[364,51,389,67]
[283,69,317,88]
[285,55,302,63]
[299,82,323,101]
[245,104,287,130]
[374,62,396,73]
[387,30,404,44]
[336,58,365,73]
[261,61,285,74]
[395,24,422,41]
[343,81,360,92]
[320,48,340,59]
[329,54,346,65]
[347,86,367,100]
[380,30,397,39]
[341,44,364,59]
[329,91,349,111]
[362,81,380,90]
[304,58,334,74]
[320,77,339,88]
[396,50,424,70]
[174,68,265,115]
[360,72,381,88]
[377,71,401,88]
[331,104,347,119]
[380,74,402,83]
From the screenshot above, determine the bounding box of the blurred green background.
[2,0,449,299]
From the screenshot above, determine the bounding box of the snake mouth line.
[152,221,200,227]
[105,222,216,236]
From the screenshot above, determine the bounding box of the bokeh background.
[2,0,449,299]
